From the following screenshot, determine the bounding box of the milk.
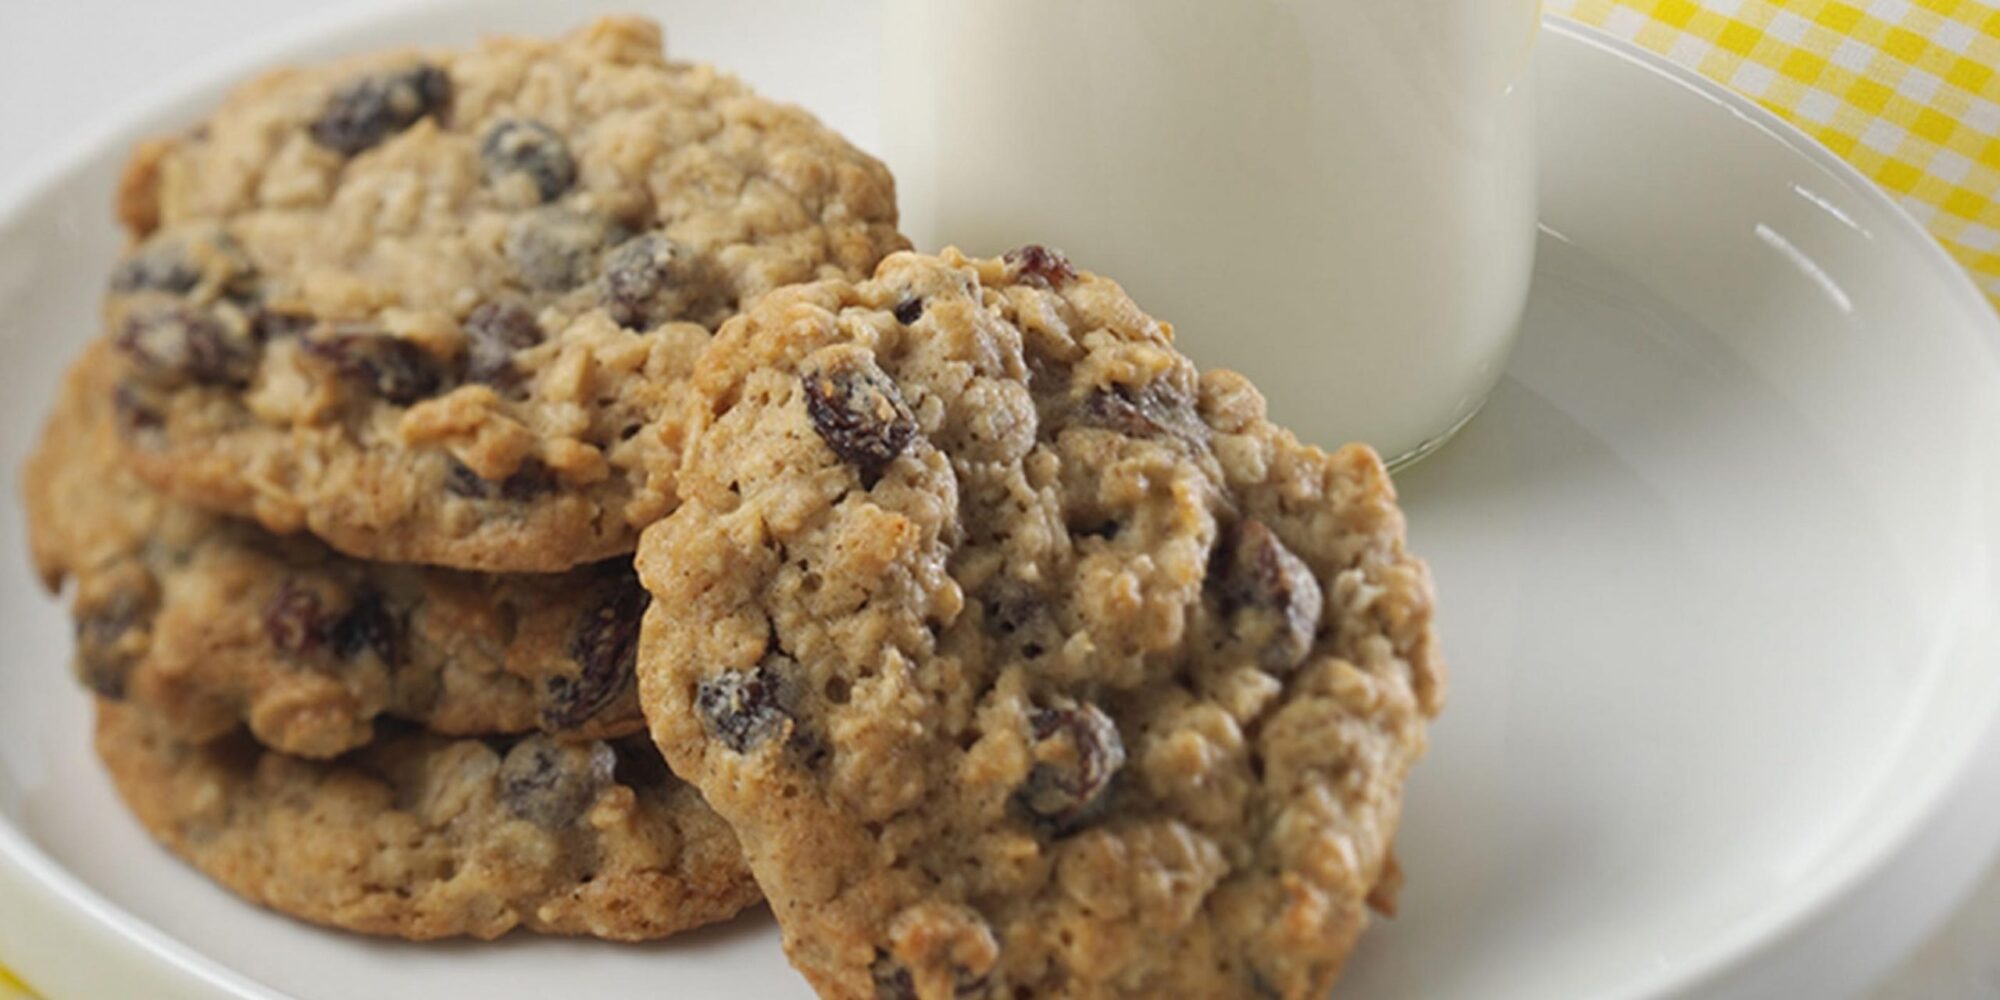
[882,0,1540,465]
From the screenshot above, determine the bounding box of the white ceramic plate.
[3,4,1999,998]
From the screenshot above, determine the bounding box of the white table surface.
[1,2,1995,997]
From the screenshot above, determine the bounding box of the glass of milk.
[881,0,1539,467]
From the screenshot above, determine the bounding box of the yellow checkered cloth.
[1551,0,2000,300]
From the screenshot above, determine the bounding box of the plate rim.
[3,7,1999,999]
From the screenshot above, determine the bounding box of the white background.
[0,1,1996,996]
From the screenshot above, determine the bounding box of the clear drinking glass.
[882,0,1540,467]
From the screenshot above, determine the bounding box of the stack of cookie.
[22,16,1446,998]
[24,16,902,943]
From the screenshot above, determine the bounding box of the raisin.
[328,589,399,666]
[502,460,557,499]
[496,735,615,828]
[1218,520,1323,674]
[504,207,616,291]
[116,306,260,387]
[75,590,152,700]
[263,584,397,666]
[110,229,256,299]
[1004,244,1076,288]
[696,658,796,754]
[262,581,326,655]
[306,327,447,404]
[1075,382,1203,442]
[109,242,199,295]
[870,952,991,999]
[443,457,555,501]
[599,234,701,331]
[801,352,919,487]
[872,959,918,1000]
[310,64,451,156]
[479,119,575,202]
[462,301,542,385]
[1019,701,1124,829]
[543,574,648,730]
[892,297,925,325]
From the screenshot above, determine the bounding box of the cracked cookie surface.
[107,15,905,572]
[95,698,757,940]
[27,342,648,758]
[636,249,1444,998]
